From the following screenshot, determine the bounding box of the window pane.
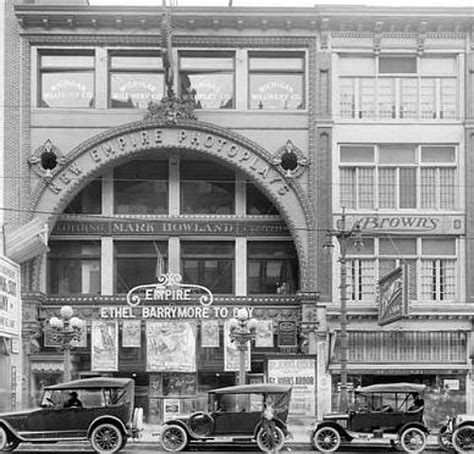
[180,56,234,70]
[346,238,374,255]
[114,161,168,214]
[249,74,304,110]
[348,259,376,302]
[41,72,94,108]
[379,238,416,255]
[420,57,456,76]
[440,78,457,119]
[400,78,418,118]
[340,168,355,209]
[440,168,456,209]
[379,57,416,74]
[421,146,455,163]
[378,168,396,209]
[379,145,416,164]
[399,168,416,208]
[420,168,436,209]
[359,78,376,118]
[180,73,234,109]
[420,78,436,119]
[340,146,374,162]
[64,179,102,214]
[377,78,396,118]
[249,56,303,71]
[41,55,94,68]
[110,73,164,108]
[339,78,355,118]
[246,183,278,215]
[422,238,456,255]
[110,55,163,70]
[338,56,375,76]
[358,168,375,209]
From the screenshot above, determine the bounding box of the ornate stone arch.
[31,119,315,290]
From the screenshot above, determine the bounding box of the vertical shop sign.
[91,321,118,371]
[378,265,409,326]
[267,358,316,416]
[146,321,196,372]
[122,320,141,347]
[201,320,219,347]
[224,321,250,372]
[256,320,274,347]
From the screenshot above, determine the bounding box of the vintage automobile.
[0,377,143,454]
[438,414,474,452]
[311,383,429,453]
[159,383,292,452]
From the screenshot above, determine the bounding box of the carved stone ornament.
[144,94,197,124]
[28,138,66,181]
[272,139,309,178]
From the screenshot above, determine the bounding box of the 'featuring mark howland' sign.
[377,265,409,326]
[334,214,464,235]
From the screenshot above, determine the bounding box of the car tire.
[438,425,455,452]
[312,426,341,453]
[399,427,427,453]
[453,424,474,453]
[0,427,19,453]
[160,424,188,452]
[90,423,123,454]
[256,426,285,453]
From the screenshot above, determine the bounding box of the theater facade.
[4,0,474,425]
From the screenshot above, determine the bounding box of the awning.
[5,217,49,263]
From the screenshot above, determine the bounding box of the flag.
[161,1,174,96]
[153,242,165,280]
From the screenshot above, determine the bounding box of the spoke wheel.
[438,425,455,452]
[160,424,188,452]
[453,425,474,453]
[0,427,19,453]
[90,423,123,454]
[256,426,285,452]
[400,427,427,453]
[312,426,341,453]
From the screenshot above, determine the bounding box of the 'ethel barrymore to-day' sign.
[377,265,409,326]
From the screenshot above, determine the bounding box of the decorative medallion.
[28,139,66,180]
[272,139,309,178]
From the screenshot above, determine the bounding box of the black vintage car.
[160,383,292,452]
[0,377,142,454]
[311,383,429,453]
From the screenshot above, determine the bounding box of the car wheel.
[90,423,123,454]
[438,425,455,452]
[160,424,188,452]
[399,427,427,453]
[256,426,285,453]
[453,424,474,452]
[0,427,19,453]
[312,426,341,453]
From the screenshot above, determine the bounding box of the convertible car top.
[209,383,292,394]
[45,377,133,390]
[356,383,426,394]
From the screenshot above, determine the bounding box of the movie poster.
[146,321,196,372]
[255,320,274,347]
[224,321,250,372]
[201,320,220,347]
[122,320,141,347]
[91,321,118,371]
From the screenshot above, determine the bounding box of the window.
[181,242,234,293]
[39,51,95,108]
[344,237,457,303]
[115,241,167,293]
[246,183,278,215]
[64,179,102,214]
[48,241,101,294]
[339,144,457,210]
[179,52,235,109]
[247,241,298,294]
[338,55,457,120]
[249,52,305,110]
[109,51,164,108]
[180,161,235,215]
[114,160,168,214]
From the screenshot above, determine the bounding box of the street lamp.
[323,208,364,412]
[228,308,258,385]
[48,305,85,383]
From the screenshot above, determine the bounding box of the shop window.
[180,161,235,215]
[249,52,305,110]
[39,51,95,108]
[109,51,164,108]
[179,51,235,109]
[247,241,298,294]
[246,183,278,215]
[115,241,167,293]
[64,179,102,214]
[181,242,234,294]
[114,160,168,214]
[48,241,101,294]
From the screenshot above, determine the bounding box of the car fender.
[0,419,26,442]
[311,421,353,443]
[398,421,430,435]
[454,420,474,430]
[161,420,194,439]
[87,415,128,438]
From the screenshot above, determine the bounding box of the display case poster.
[201,320,220,347]
[163,373,198,396]
[122,320,141,347]
[224,321,250,372]
[71,326,87,348]
[146,321,196,372]
[256,320,274,347]
[149,374,162,397]
[91,321,118,371]
[277,320,297,347]
[163,398,180,421]
[267,358,316,416]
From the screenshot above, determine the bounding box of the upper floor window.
[179,51,235,109]
[246,183,278,215]
[339,144,457,211]
[64,179,102,214]
[39,51,95,108]
[109,51,164,108]
[249,52,305,110]
[339,55,457,120]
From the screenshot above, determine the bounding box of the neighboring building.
[3,0,473,426]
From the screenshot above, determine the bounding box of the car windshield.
[353,391,419,413]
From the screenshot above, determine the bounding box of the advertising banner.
[0,255,21,338]
[255,320,274,347]
[146,321,196,372]
[378,265,409,326]
[201,320,220,347]
[267,358,316,416]
[224,321,250,372]
[91,321,118,371]
[122,320,141,347]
